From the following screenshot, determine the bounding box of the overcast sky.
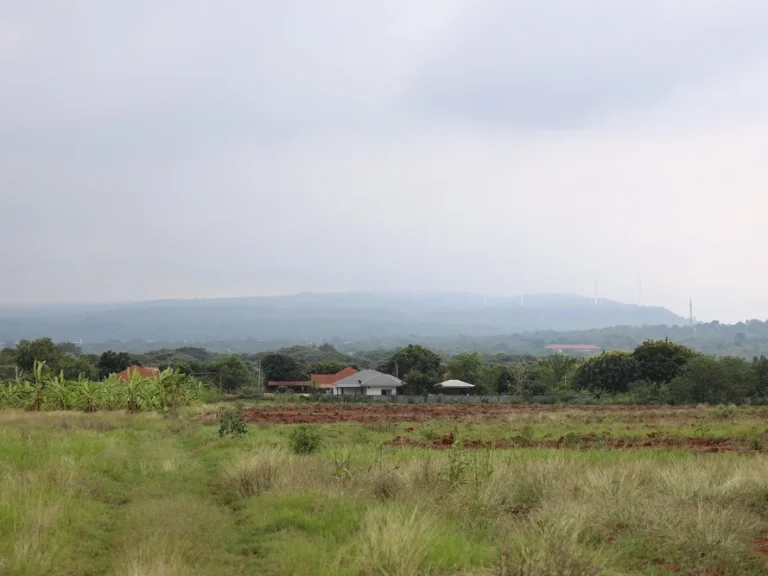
[1,1,768,322]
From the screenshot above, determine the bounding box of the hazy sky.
[2,1,768,322]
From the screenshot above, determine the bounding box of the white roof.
[334,369,402,388]
[437,379,475,389]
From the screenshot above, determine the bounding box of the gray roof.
[437,379,475,389]
[334,369,402,388]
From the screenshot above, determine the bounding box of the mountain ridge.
[0,291,685,343]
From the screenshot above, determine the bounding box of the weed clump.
[218,407,247,438]
[290,425,322,455]
[714,404,737,419]
[221,450,295,498]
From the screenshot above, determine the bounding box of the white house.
[332,370,402,396]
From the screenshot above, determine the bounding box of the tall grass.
[3,408,768,575]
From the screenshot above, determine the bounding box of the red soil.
[238,402,695,425]
[383,432,757,453]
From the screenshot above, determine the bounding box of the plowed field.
[238,402,697,424]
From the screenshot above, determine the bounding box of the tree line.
[3,337,768,404]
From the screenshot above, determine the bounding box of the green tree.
[379,345,443,395]
[751,356,768,397]
[669,355,752,404]
[446,352,482,384]
[309,360,353,375]
[261,353,308,383]
[632,340,696,383]
[98,351,137,379]
[0,347,16,379]
[15,338,61,373]
[212,356,255,392]
[56,341,83,356]
[477,364,512,395]
[60,355,99,381]
[573,351,640,393]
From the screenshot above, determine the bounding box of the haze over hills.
[0,292,685,344]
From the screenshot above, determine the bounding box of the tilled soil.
[237,402,697,424]
[384,432,759,453]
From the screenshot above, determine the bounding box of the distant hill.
[0,292,685,344]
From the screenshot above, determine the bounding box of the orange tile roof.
[266,367,359,390]
[116,365,160,381]
[310,367,358,388]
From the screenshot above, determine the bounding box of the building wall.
[365,386,397,396]
[333,386,398,396]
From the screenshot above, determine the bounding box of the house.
[309,366,358,390]
[267,366,358,393]
[436,379,475,394]
[115,365,160,381]
[332,369,402,396]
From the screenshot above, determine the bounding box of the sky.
[1,0,768,323]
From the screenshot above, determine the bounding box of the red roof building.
[309,366,358,389]
[267,366,358,391]
[115,365,161,381]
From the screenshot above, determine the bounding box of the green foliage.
[56,341,83,356]
[289,425,322,455]
[669,356,753,405]
[261,353,308,383]
[60,355,99,381]
[0,367,212,412]
[446,352,482,384]
[309,360,357,375]
[379,345,443,395]
[573,351,640,393]
[632,339,696,383]
[98,350,137,379]
[477,364,513,394]
[714,404,737,419]
[14,337,60,372]
[212,356,254,392]
[218,407,247,438]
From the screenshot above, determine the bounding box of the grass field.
[2,403,768,575]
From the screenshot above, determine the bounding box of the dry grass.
[356,506,439,576]
[219,448,299,499]
[3,407,768,575]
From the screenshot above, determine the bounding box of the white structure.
[332,370,402,396]
[436,379,475,391]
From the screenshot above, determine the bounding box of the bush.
[714,403,737,419]
[218,407,247,438]
[289,425,322,455]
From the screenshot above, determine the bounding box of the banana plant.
[29,360,49,411]
[154,369,184,412]
[45,371,73,410]
[122,369,146,413]
[74,379,102,412]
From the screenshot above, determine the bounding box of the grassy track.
[1,405,768,575]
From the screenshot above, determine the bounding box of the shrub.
[289,425,322,455]
[714,403,737,420]
[218,407,247,438]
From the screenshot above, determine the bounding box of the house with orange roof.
[267,366,358,393]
